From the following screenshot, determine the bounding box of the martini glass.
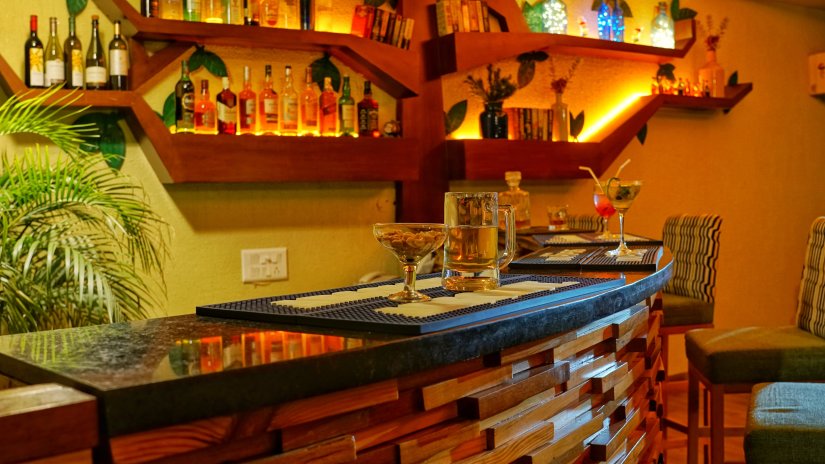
[373,223,447,303]
[605,180,643,256]
[593,183,616,240]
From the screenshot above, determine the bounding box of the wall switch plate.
[241,247,288,283]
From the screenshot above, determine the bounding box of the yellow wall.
[2,1,825,373]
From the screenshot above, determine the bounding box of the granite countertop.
[0,261,671,437]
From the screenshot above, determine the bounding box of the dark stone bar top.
[0,257,671,437]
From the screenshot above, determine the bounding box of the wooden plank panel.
[110,416,234,463]
[484,381,590,450]
[552,311,633,362]
[591,362,629,394]
[0,384,98,464]
[399,358,487,391]
[511,352,552,376]
[460,363,569,419]
[611,305,648,338]
[523,410,605,464]
[269,380,399,429]
[497,330,577,365]
[421,366,512,411]
[454,420,554,464]
[26,450,91,464]
[248,435,356,464]
[588,409,644,461]
[567,352,616,389]
[396,420,480,464]
[354,403,459,451]
[605,357,646,402]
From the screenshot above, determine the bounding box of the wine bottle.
[85,15,107,90]
[141,0,160,17]
[258,64,279,134]
[64,15,83,89]
[299,66,318,136]
[203,0,225,23]
[194,80,216,134]
[184,0,202,21]
[338,75,355,136]
[217,77,237,135]
[300,0,311,30]
[108,20,129,90]
[44,17,65,87]
[175,60,195,133]
[357,81,379,137]
[24,15,44,88]
[280,65,298,135]
[319,76,337,136]
[238,66,257,135]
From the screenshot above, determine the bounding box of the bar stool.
[686,216,825,464]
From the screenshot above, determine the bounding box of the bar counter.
[0,253,672,463]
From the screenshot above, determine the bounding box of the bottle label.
[202,110,214,128]
[303,101,318,125]
[283,97,298,124]
[340,104,354,129]
[70,50,84,85]
[45,59,65,85]
[217,102,236,124]
[244,99,255,120]
[264,98,278,124]
[28,49,44,86]
[182,93,195,112]
[85,65,107,85]
[110,49,129,76]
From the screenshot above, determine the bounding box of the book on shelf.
[505,107,554,141]
[435,0,491,36]
[351,6,414,49]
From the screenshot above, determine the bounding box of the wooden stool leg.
[710,384,725,464]
[687,367,699,464]
[661,332,670,438]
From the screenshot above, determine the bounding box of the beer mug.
[442,192,516,292]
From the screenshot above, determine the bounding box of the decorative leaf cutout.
[364,0,386,6]
[188,46,227,77]
[591,0,601,10]
[75,112,127,170]
[728,71,739,86]
[677,8,697,19]
[619,1,633,18]
[517,51,549,63]
[522,1,545,33]
[670,0,680,19]
[657,63,676,81]
[570,111,585,140]
[518,61,536,89]
[387,0,398,8]
[66,0,87,15]
[636,123,648,145]
[444,100,467,135]
[162,92,176,128]
[311,53,341,92]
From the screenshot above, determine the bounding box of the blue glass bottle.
[611,0,625,42]
[597,0,611,40]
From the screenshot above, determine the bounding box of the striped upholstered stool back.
[662,214,723,303]
[568,214,604,232]
[796,217,825,338]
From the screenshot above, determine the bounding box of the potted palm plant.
[0,88,168,334]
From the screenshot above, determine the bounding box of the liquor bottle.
[299,67,318,136]
[44,17,65,87]
[280,65,299,135]
[85,16,107,90]
[314,0,333,32]
[319,76,337,136]
[650,2,675,49]
[183,0,202,21]
[174,60,195,133]
[64,16,83,89]
[108,21,129,90]
[596,0,611,40]
[245,0,260,25]
[260,0,278,27]
[611,0,624,42]
[194,80,216,134]
[225,0,243,24]
[300,0,311,30]
[280,0,298,29]
[498,171,531,230]
[258,65,278,134]
[24,15,44,88]
[217,77,237,135]
[160,0,183,20]
[338,75,356,136]
[141,0,160,17]
[203,0,224,23]
[357,80,379,138]
[238,66,256,135]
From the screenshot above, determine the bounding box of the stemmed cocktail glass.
[605,180,643,256]
[373,223,447,303]
[593,183,616,240]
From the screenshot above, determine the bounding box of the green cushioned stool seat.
[745,382,825,464]
[685,326,825,384]
[661,292,714,327]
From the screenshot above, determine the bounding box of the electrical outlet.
[241,247,288,283]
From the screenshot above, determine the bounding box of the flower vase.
[479,101,508,139]
[698,50,726,98]
[551,93,569,142]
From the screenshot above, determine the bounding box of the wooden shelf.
[427,19,695,78]
[93,0,420,99]
[446,84,753,181]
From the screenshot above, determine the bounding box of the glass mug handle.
[498,205,516,269]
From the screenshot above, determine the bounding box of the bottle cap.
[504,171,522,185]
[222,76,230,88]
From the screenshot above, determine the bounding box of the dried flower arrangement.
[465,64,518,103]
[700,15,729,51]
[549,56,583,94]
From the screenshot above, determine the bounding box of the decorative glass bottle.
[499,171,531,230]
[551,93,568,142]
[611,1,624,42]
[479,101,508,139]
[541,0,568,35]
[650,2,675,48]
[597,0,611,40]
[698,50,726,98]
